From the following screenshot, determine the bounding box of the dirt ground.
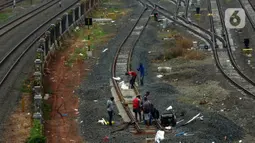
[43,0,128,142]
[138,20,255,142]
[1,93,32,142]
[43,38,86,143]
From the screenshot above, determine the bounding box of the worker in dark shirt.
[137,63,145,86]
[143,97,153,126]
[125,71,137,89]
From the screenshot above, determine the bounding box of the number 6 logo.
[225,8,245,29]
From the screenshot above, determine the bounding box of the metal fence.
[32,0,100,124]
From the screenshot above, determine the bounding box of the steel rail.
[237,0,255,31]
[248,0,255,12]
[126,5,165,131]
[155,3,226,45]
[140,0,255,98]
[150,0,255,98]
[0,0,23,11]
[111,8,148,133]
[0,0,80,86]
[0,0,60,36]
[215,0,255,88]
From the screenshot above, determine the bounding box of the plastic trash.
[119,81,129,89]
[157,75,163,78]
[165,126,171,130]
[166,106,173,111]
[102,48,108,53]
[155,130,165,143]
[113,77,121,81]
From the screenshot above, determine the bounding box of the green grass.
[26,119,46,143]
[65,47,87,67]
[20,78,33,93]
[0,10,12,22]
[42,102,51,120]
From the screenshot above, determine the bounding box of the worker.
[141,91,150,120]
[143,97,153,126]
[133,95,142,122]
[125,71,137,89]
[137,63,145,86]
[107,97,114,126]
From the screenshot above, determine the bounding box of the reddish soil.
[1,93,32,142]
[44,39,87,143]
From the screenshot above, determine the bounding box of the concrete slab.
[110,79,131,123]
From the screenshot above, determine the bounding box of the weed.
[42,102,51,120]
[185,50,206,60]
[20,77,33,93]
[26,119,46,143]
[65,47,87,67]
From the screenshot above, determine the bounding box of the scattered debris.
[44,94,50,100]
[148,51,151,54]
[155,130,165,143]
[162,37,175,41]
[98,118,107,125]
[102,48,108,53]
[119,81,129,89]
[74,26,80,32]
[175,132,194,137]
[94,100,98,102]
[182,113,201,126]
[93,18,112,23]
[166,105,173,111]
[80,121,83,124]
[113,77,121,81]
[176,119,184,124]
[61,113,68,117]
[165,126,171,130]
[74,109,78,111]
[239,140,242,143]
[157,75,163,78]
[158,67,172,73]
[79,53,84,56]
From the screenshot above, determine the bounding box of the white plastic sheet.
[113,77,121,81]
[155,130,165,143]
[119,81,129,89]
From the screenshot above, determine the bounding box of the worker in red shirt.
[125,71,137,89]
[133,95,142,122]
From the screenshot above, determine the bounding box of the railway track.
[0,0,79,86]
[237,0,255,30]
[0,0,23,11]
[0,0,60,37]
[138,0,255,99]
[215,0,255,97]
[111,6,164,134]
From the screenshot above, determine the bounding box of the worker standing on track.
[133,95,142,122]
[143,97,153,126]
[141,91,150,120]
[125,71,137,89]
[137,63,145,86]
[107,97,114,126]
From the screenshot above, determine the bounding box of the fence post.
[64,12,69,31]
[72,8,76,26]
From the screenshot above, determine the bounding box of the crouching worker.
[143,97,153,126]
[125,71,137,89]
